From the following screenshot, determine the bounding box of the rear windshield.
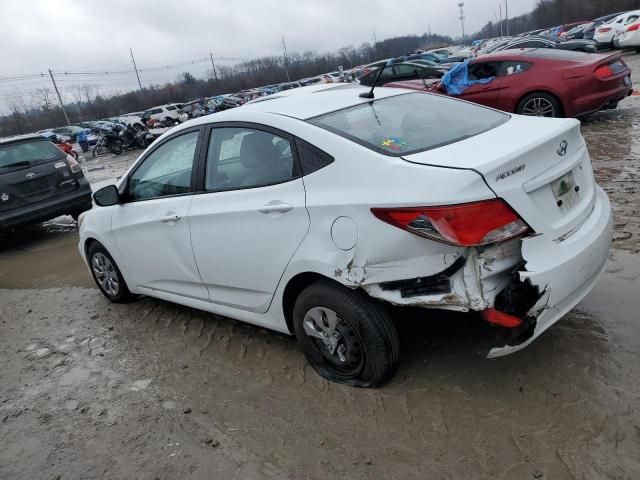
[309,92,509,156]
[0,139,64,169]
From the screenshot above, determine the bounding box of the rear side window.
[166,106,177,111]
[498,61,533,76]
[0,140,64,169]
[309,93,509,156]
[295,139,334,175]
[205,127,298,191]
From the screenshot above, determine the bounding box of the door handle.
[160,213,181,223]
[259,203,293,214]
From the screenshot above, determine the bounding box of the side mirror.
[93,184,120,207]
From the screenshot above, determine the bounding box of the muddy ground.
[1,54,640,480]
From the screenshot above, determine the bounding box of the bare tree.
[4,91,28,134]
[33,88,52,111]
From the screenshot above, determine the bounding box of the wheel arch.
[84,236,100,259]
[281,272,343,334]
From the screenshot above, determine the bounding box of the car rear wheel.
[517,92,562,118]
[293,280,399,387]
[87,242,135,303]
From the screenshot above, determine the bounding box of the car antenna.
[359,64,388,99]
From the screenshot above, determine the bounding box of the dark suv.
[0,135,92,229]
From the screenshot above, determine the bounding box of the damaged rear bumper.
[488,186,612,357]
[361,186,612,357]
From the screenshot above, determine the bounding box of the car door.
[492,60,534,112]
[188,124,309,313]
[111,128,208,301]
[458,61,502,109]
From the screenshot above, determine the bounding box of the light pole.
[505,0,510,36]
[458,2,466,42]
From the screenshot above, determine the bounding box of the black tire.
[516,92,562,118]
[92,145,101,158]
[293,280,399,388]
[71,150,79,161]
[87,242,136,303]
[109,141,123,155]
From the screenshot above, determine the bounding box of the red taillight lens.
[594,64,614,79]
[598,27,612,33]
[481,308,524,328]
[371,199,530,247]
[627,23,640,32]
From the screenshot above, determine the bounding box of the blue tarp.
[441,59,494,96]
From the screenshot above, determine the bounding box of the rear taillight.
[627,23,640,32]
[66,155,82,174]
[594,64,614,79]
[371,199,530,247]
[598,27,612,33]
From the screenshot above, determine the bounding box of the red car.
[386,48,632,118]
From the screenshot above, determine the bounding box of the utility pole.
[130,48,143,93]
[48,69,70,126]
[458,2,466,42]
[505,0,510,36]
[494,12,499,37]
[209,53,219,84]
[281,36,291,82]
[499,5,504,36]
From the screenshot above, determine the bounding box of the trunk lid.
[402,115,596,240]
[0,139,80,213]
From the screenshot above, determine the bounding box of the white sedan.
[594,10,640,48]
[78,83,612,387]
[618,19,640,51]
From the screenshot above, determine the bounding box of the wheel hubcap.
[303,307,363,371]
[521,97,555,117]
[92,253,119,297]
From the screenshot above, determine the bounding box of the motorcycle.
[51,136,79,160]
[120,124,148,150]
[92,128,123,157]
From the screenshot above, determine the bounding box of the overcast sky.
[0,0,537,103]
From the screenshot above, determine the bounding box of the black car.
[492,35,597,53]
[359,62,450,87]
[0,135,92,229]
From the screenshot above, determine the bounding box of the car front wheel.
[87,242,135,303]
[293,280,399,387]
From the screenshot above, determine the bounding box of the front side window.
[205,127,296,191]
[309,92,509,156]
[127,130,199,201]
[166,106,177,111]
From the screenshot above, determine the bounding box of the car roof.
[0,134,48,145]
[476,48,593,62]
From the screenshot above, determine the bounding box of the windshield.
[0,139,64,169]
[308,92,509,156]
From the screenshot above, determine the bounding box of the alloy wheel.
[92,252,120,297]
[521,97,555,117]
